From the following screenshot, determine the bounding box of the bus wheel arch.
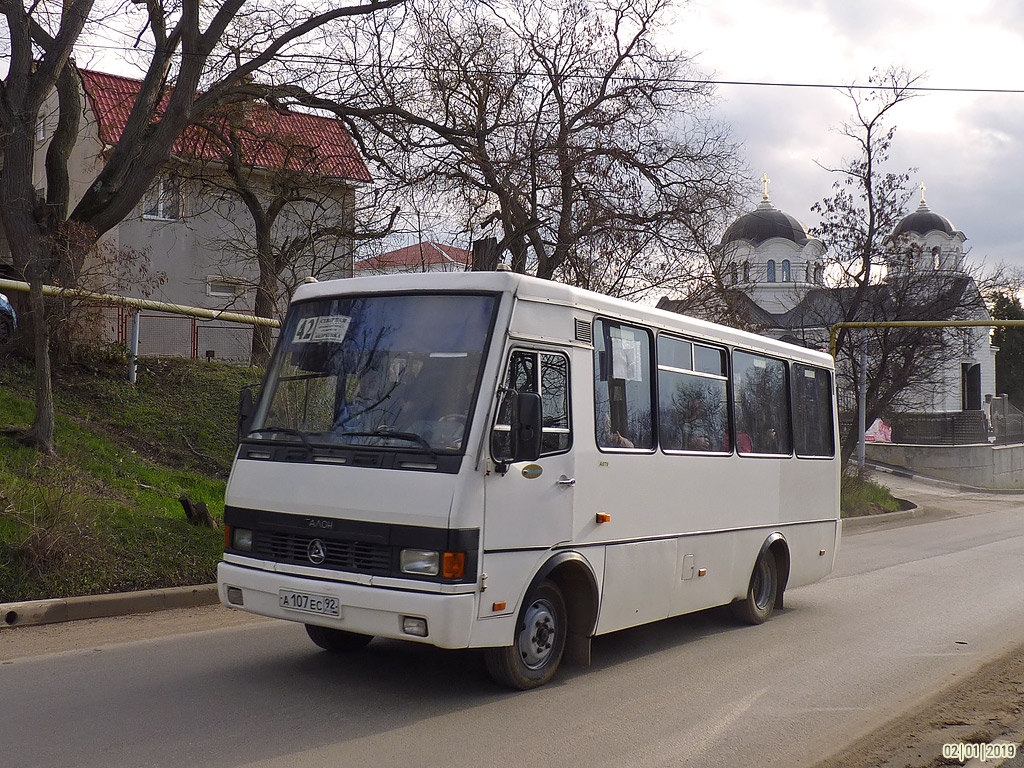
[733,533,790,625]
[766,536,791,610]
[483,552,599,689]
[535,553,600,666]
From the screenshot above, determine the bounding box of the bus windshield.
[249,292,498,453]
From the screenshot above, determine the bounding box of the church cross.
[760,172,771,200]
[919,182,926,204]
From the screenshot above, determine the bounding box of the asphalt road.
[3,482,1024,768]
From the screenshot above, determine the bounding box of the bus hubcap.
[753,560,772,609]
[519,599,556,669]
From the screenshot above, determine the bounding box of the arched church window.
[814,265,823,284]
[805,262,811,282]
[766,260,776,282]
[932,246,941,270]
[731,264,738,285]
[743,261,750,281]
[781,260,791,281]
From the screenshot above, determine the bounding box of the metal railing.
[1,278,280,382]
[989,395,1024,446]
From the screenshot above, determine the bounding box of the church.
[658,181,997,424]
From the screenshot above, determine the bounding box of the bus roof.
[291,271,835,368]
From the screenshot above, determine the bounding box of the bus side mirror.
[238,387,256,443]
[514,392,542,462]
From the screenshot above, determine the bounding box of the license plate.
[279,589,341,617]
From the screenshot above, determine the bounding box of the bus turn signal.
[443,552,466,579]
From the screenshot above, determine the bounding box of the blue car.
[0,292,16,344]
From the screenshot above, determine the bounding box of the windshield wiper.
[335,428,438,458]
[246,426,315,458]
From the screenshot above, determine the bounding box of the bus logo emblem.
[307,539,327,564]
[521,464,543,479]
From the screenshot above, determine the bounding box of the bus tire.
[484,580,567,690]
[305,623,373,652]
[732,551,778,625]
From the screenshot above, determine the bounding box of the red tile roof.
[79,69,371,183]
[355,242,473,271]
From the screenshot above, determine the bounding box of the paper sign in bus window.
[293,315,352,344]
[610,333,642,382]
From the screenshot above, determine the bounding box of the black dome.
[721,200,810,246]
[893,202,955,237]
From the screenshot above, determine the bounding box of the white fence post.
[128,310,141,385]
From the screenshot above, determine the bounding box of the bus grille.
[253,531,392,575]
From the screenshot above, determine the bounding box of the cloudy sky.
[674,0,1024,268]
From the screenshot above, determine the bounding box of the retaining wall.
[866,442,1024,489]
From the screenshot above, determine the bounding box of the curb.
[841,507,925,530]
[1,584,219,629]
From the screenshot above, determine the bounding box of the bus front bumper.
[217,562,477,649]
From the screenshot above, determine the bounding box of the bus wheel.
[305,624,373,652]
[484,580,567,690]
[732,551,778,625]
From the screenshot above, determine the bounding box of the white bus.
[218,271,840,689]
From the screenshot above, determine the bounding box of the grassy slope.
[0,349,261,602]
[841,473,901,517]
[0,346,893,599]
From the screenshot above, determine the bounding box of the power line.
[66,33,1024,96]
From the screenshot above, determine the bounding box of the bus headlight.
[232,528,254,552]
[400,549,439,576]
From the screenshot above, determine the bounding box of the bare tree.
[809,68,1006,466]
[180,104,380,366]
[292,0,744,294]
[0,0,403,452]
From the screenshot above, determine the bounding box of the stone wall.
[866,442,1024,490]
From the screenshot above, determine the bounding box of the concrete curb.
[841,507,925,530]
[1,584,219,629]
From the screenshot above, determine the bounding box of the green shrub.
[841,474,901,517]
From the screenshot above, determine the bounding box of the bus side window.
[733,350,792,456]
[492,350,571,459]
[594,319,654,450]
[792,364,835,458]
[657,336,730,453]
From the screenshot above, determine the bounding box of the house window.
[143,175,181,220]
[766,260,776,282]
[781,260,791,281]
[35,118,46,142]
[207,277,244,297]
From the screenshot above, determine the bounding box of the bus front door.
[483,348,575,552]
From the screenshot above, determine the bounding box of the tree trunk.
[250,240,277,367]
[26,276,56,454]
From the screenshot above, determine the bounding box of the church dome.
[892,201,955,238]
[721,199,810,246]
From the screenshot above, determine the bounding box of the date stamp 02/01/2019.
[942,742,1018,763]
